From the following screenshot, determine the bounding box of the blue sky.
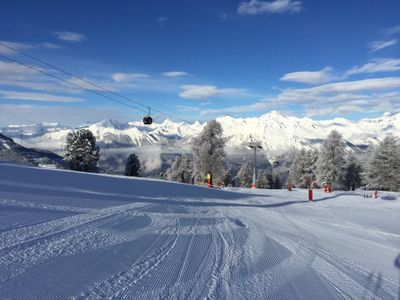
[1,0,400,126]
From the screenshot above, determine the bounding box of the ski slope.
[0,163,399,299]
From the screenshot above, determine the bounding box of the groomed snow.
[0,163,399,299]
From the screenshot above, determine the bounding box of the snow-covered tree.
[363,136,400,191]
[288,148,318,187]
[125,153,141,177]
[257,169,273,189]
[235,163,252,187]
[166,154,193,183]
[343,153,362,190]
[288,148,307,186]
[305,149,319,171]
[64,129,99,172]
[316,130,346,189]
[192,120,226,185]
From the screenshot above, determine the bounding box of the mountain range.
[2,111,400,155]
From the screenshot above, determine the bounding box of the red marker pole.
[309,189,313,202]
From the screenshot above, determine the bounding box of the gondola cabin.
[143,115,153,125]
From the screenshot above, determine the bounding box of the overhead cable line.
[0,53,148,114]
[0,42,190,123]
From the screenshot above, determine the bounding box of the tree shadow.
[313,192,363,202]
[395,254,400,300]
[381,194,398,201]
[361,272,374,300]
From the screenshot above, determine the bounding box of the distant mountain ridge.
[0,133,66,168]
[2,111,400,154]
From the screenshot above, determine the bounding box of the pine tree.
[64,129,99,172]
[235,163,252,187]
[222,172,234,187]
[256,169,272,189]
[272,172,282,189]
[316,130,346,189]
[125,153,141,176]
[343,153,362,190]
[267,172,274,189]
[166,154,193,183]
[305,149,319,171]
[363,136,400,191]
[288,148,307,187]
[192,120,226,185]
[288,149,318,187]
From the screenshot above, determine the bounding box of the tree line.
[63,122,400,192]
[288,131,400,191]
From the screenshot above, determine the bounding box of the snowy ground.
[0,163,399,299]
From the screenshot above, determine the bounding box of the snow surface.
[0,163,399,299]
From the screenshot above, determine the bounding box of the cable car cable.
[0,53,148,114]
[0,42,190,124]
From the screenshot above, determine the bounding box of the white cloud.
[0,104,133,127]
[180,85,218,99]
[279,77,400,99]
[368,39,398,52]
[0,61,109,94]
[280,67,336,84]
[385,25,400,37]
[238,0,302,15]
[112,72,151,83]
[0,40,64,55]
[345,58,400,76]
[0,60,39,75]
[0,90,84,103]
[276,76,400,117]
[282,59,400,86]
[201,100,275,115]
[176,105,200,112]
[0,60,90,94]
[0,40,34,55]
[157,16,169,25]
[42,42,63,49]
[52,31,86,42]
[305,104,364,117]
[162,71,189,78]
[367,24,400,53]
[0,79,79,94]
[179,85,248,100]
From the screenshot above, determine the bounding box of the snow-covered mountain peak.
[10,111,400,154]
[261,110,286,119]
[95,119,128,130]
[160,118,179,126]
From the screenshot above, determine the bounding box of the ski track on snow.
[0,164,399,299]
